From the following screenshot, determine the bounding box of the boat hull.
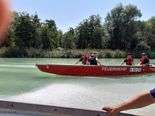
[36,64,155,77]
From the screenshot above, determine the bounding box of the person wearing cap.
[121,53,133,66]
[88,53,101,65]
[102,89,155,116]
[139,53,150,66]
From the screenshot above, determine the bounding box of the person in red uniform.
[78,54,89,65]
[121,53,133,66]
[139,53,150,66]
[75,50,90,65]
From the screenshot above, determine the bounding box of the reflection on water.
[0,58,155,115]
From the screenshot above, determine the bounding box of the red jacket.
[140,56,150,65]
[124,55,133,65]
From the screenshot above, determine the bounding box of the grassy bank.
[0,47,154,58]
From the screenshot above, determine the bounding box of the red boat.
[36,64,155,77]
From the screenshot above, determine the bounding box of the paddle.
[75,59,81,64]
[120,59,126,66]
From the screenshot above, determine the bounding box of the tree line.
[0,4,155,57]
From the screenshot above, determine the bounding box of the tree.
[145,17,155,50]
[57,30,63,47]
[76,15,104,49]
[41,20,59,50]
[31,14,42,49]
[62,28,75,49]
[104,4,142,51]
[14,12,36,48]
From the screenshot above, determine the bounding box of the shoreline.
[0,48,154,58]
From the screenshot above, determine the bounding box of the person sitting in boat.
[75,51,89,65]
[121,53,133,66]
[88,53,101,65]
[139,53,150,66]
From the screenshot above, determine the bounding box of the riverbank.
[0,47,154,58]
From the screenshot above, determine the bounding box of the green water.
[0,58,155,115]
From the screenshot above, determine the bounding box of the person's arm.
[138,58,143,66]
[96,58,102,65]
[102,91,155,115]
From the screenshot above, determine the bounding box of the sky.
[12,0,155,32]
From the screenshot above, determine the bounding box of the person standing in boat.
[88,53,101,65]
[121,53,133,66]
[75,50,90,65]
[139,53,150,66]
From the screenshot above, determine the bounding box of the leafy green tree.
[41,20,59,50]
[104,4,142,50]
[14,12,36,48]
[62,28,75,49]
[57,30,63,47]
[76,15,104,49]
[145,17,155,50]
[134,21,151,52]
[31,14,42,49]
[3,5,155,58]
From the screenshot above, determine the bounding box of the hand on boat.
[102,106,120,116]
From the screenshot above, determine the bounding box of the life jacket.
[89,57,97,65]
[124,55,133,65]
[140,56,150,65]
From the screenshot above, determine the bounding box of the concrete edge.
[0,100,136,116]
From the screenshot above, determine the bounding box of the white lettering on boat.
[129,68,142,73]
[102,67,127,71]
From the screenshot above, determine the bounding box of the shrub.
[3,47,28,58]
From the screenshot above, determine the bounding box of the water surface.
[0,58,155,115]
